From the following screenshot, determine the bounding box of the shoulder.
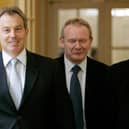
[86,57,110,80]
[87,57,109,69]
[111,59,129,69]
[55,55,64,63]
[110,59,129,75]
[111,59,129,72]
[27,51,59,68]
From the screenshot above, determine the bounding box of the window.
[17,0,36,52]
[111,8,129,63]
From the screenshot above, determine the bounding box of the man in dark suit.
[56,18,114,129]
[0,6,67,129]
[111,59,129,129]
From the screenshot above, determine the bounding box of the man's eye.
[79,39,87,43]
[68,39,76,43]
[3,29,10,33]
[15,27,22,31]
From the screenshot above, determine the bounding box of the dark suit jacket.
[111,59,129,129]
[56,56,114,129]
[0,50,67,129]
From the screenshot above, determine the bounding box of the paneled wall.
[0,0,15,6]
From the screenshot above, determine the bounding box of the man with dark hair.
[0,6,66,129]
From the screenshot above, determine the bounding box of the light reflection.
[112,8,129,16]
[80,9,98,16]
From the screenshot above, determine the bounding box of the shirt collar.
[2,49,27,67]
[64,55,87,72]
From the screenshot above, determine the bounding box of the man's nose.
[10,30,16,37]
[75,41,81,48]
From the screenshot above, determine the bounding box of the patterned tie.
[9,58,22,109]
[70,65,84,129]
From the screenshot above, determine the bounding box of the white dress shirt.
[2,49,27,94]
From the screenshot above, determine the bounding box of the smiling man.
[0,6,67,129]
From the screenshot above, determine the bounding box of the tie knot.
[72,65,81,74]
[9,59,19,69]
[11,58,18,65]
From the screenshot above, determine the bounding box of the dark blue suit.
[0,50,66,129]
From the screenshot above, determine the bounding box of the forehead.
[0,13,24,27]
[64,24,90,37]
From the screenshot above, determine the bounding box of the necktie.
[70,65,84,129]
[9,59,22,109]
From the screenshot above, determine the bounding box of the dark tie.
[70,65,84,129]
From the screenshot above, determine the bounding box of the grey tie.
[9,58,22,109]
[70,65,84,129]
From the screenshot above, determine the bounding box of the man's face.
[0,13,28,57]
[60,25,92,64]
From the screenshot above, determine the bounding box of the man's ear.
[58,37,65,49]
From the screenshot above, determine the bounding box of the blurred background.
[1,0,129,65]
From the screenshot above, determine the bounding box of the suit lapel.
[0,52,16,110]
[86,57,97,93]
[85,57,92,98]
[0,51,39,110]
[85,57,97,117]
[20,51,38,107]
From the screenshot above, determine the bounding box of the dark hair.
[0,6,28,28]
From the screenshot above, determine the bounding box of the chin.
[72,59,83,64]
